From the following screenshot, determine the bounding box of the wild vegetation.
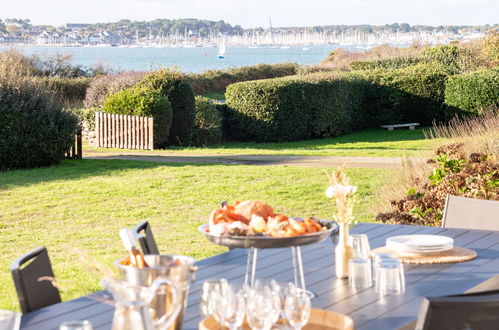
[376,112,499,226]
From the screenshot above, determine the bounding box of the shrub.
[445,68,499,116]
[0,79,78,171]
[350,57,423,70]
[138,69,195,146]
[225,73,364,142]
[375,113,499,226]
[84,71,146,107]
[102,86,172,148]
[31,76,91,106]
[482,30,499,62]
[65,107,98,131]
[187,63,299,95]
[351,63,450,125]
[191,96,222,146]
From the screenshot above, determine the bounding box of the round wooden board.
[199,308,354,330]
[370,246,477,264]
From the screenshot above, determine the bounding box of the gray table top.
[20,223,499,330]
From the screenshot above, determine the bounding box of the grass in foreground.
[85,128,436,157]
[0,159,392,310]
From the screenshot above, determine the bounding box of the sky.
[0,0,497,27]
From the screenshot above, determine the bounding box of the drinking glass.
[0,310,20,330]
[200,279,228,318]
[350,234,371,258]
[348,258,373,289]
[59,320,93,330]
[373,253,396,283]
[246,286,281,330]
[375,259,405,295]
[284,288,311,330]
[212,286,246,330]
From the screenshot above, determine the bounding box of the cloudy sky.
[1,0,497,27]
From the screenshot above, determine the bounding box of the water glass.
[0,310,20,330]
[200,279,228,317]
[350,234,371,258]
[284,288,311,330]
[375,259,405,295]
[246,286,281,330]
[59,320,93,330]
[373,253,396,283]
[348,258,373,289]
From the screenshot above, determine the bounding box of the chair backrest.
[133,221,159,255]
[415,290,499,330]
[10,247,61,314]
[441,194,499,231]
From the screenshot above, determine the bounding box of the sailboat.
[217,38,226,59]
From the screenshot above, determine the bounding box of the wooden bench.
[380,123,420,130]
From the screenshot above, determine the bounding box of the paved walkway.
[84,151,404,169]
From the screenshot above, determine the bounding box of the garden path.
[84,151,406,169]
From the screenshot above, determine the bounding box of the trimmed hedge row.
[445,68,499,115]
[138,69,195,146]
[188,63,299,95]
[226,64,450,142]
[226,73,364,142]
[0,80,78,170]
[350,57,423,71]
[103,86,172,148]
[350,63,450,125]
[191,96,223,146]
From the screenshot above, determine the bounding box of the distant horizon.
[1,0,498,28]
[1,17,497,30]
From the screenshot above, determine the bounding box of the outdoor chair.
[134,221,159,255]
[414,289,499,330]
[441,194,499,231]
[10,246,61,314]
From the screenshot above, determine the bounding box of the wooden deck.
[20,223,499,330]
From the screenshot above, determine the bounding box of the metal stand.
[244,246,306,290]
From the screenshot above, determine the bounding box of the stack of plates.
[386,235,454,254]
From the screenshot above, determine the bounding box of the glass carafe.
[102,277,181,330]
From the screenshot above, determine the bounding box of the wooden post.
[148,117,154,150]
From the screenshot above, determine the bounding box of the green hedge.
[225,73,364,142]
[0,80,78,170]
[350,57,423,71]
[102,86,172,148]
[225,63,449,142]
[32,76,91,105]
[351,63,450,125]
[138,69,195,146]
[191,96,223,146]
[445,68,499,115]
[188,63,299,95]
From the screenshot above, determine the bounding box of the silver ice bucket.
[116,255,197,330]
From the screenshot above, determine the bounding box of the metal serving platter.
[198,219,338,249]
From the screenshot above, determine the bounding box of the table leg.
[244,247,253,285]
[251,248,258,286]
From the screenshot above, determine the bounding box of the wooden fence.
[95,112,154,150]
[65,127,83,160]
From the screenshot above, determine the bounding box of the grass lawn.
[0,159,392,311]
[85,128,438,157]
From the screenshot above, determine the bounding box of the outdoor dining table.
[19,222,499,330]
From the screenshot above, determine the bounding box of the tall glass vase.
[335,222,353,279]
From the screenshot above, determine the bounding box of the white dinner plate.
[387,235,454,254]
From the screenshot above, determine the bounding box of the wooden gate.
[95,112,154,150]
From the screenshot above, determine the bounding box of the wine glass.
[284,288,311,330]
[212,285,246,330]
[200,279,228,318]
[246,286,281,330]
